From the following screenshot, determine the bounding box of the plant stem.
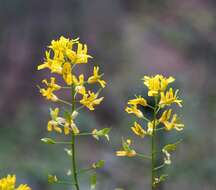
[136,153,152,160]
[71,84,80,190]
[151,97,158,190]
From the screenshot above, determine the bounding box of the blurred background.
[0,0,216,189]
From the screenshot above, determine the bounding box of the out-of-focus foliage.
[0,0,216,189]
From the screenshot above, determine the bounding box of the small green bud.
[92,160,105,169]
[48,175,58,183]
[41,138,56,144]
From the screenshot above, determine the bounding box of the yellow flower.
[80,91,104,111]
[116,139,136,157]
[73,74,86,95]
[75,43,92,64]
[159,88,182,107]
[125,105,143,118]
[0,175,31,190]
[131,122,146,138]
[128,96,147,107]
[47,108,79,135]
[49,36,73,60]
[159,109,172,123]
[159,110,184,131]
[143,75,175,96]
[87,66,106,88]
[47,108,63,133]
[37,51,63,74]
[62,62,73,85]
[39,77,61,101]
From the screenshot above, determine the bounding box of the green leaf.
[90,173,97,189]
[96,128,111,136]
[41,138,56,144]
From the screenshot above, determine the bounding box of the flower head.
[143,75,175,96]
[39,77,61,101]
[128,96,147,107]
[47,108,79,135]
[75,43,92,64]
[73,74,86,95]
[125,105,143,118]
[88,66,106,88]
[80,91,104,111]
[159,88,182,107]
[131,122,146,138]
[159,110,184,131]
[0,175,31,190]
[62,62,73,85]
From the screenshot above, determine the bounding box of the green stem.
[76,132,93,136]
[77,167,94,174]
[58,98,72,106]
[154,163,165,171]
[71,84,80,190]
[151,96,158,190]
[56,141,72,145]
[56,181,75,185]
[137,153,152,160]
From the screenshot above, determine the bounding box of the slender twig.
[137,153,152,160]
[156,127,165,132]
[75,132,93,136]
[58,98,72,106]
[55,141,72,145]
[77,167,93,174]
[61,86,72,89]
[76,105,84,112]
[147,104,154,110]
[154,163,165,171]
[56,181,75,185]
[142,116,151,122]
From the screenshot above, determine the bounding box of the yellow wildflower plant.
[118,74,184,189]
[37,36,109,190]
[0,175,31,190]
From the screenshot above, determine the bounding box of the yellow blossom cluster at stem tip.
[0,175,31,190]
[117,74,184,157]
[37,36,106,135]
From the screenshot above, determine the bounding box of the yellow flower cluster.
[117,74,184,157]
[0,175,31,190]
[37,36,106,135]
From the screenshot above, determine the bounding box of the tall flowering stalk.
[37,36,110,190]
[116,74,184,189]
